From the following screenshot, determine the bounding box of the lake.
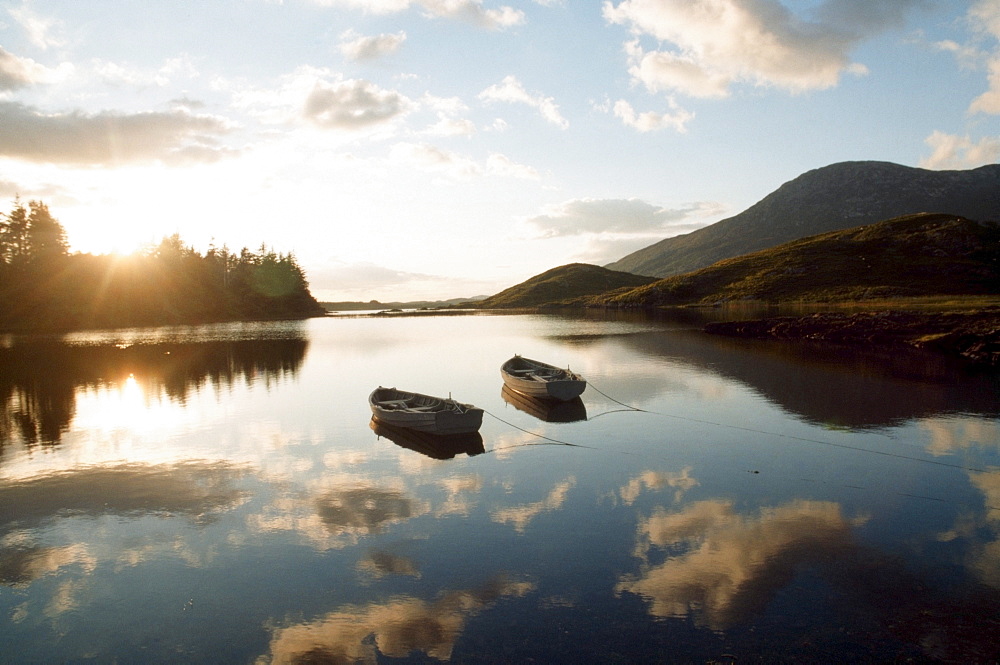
[1,310,999,663]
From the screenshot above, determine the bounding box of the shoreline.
[703,308,1000,367]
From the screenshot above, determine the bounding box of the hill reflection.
[0,337,307,450]
[619,328,1000,429]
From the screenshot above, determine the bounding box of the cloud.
[612,98,693,133]
[526,198,722,237]
[304,78,413,129]
[0,47,52,90]
[420,94,477,136]
[386,142,538,180]
[920,130,1000,169]
[307,262,455,298]
[309,0,525,29]
[8,3,67,50]
[388,141,483,178]
[479,75,569,128]
[602,0,920,97]
[338,29,407,60]
[970,58,1000,114]
[0,101,235,166]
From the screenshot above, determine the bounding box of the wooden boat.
[501,385,587,423]
[369,387,484,435]
[370,419,485,459]
[500,355,586,402]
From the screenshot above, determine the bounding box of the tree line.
[0,198,324,331]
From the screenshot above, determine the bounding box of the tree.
[25,200,68,263]
[0,197,29,265]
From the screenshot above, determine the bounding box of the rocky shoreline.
[703,309,1000,367]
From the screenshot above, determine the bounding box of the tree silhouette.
[0,199,324,331]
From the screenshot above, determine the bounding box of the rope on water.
[483,409,594,451]
[585,381,989,474]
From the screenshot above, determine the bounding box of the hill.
[321,297,484,311]
[585,213,1000,308]
[605,161,1000,278]
[476,263,656,308]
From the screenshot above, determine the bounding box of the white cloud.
[0,47,50,91]
[304,78,413,129]
[602,0,916,97]
[338,30,407,61]
[612,98,693,133]
[485,153,539,179]
[526,198,721,238]
[8,3,67,50]
[387,142,538,181]
[388,141,482,178]
[971,58,1000,114]
[479,75,569,128]
[920,130,1000,170]
[309,0,524,29]
[971,0,1000,40]
[306,261,472,301]
[0,101,235,166]
[420,94,476,136]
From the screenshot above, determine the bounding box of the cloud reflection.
[263,576,534,664]
[0,543,95,587]
[618,499,859,631]
[0,461,250,533]
[491,477,575,533]
[617,467,699,505]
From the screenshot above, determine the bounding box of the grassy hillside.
[586,213,1000,308]
[476,263,656,308]
[605,161,1000,278]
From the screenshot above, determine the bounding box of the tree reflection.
[0,337,307,452]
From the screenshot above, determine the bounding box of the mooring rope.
[483,409,594,451]
[586,380,989,474]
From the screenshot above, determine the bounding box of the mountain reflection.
[620,328,1000,429]
[0,337,307,450]
[617,499,859,631]
[264,576,534,664]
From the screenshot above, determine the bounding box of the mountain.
[605,161,1000,278]
[585,213,1000,308]
[476,263,656,308]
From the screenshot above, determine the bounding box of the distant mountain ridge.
[586,213,1000,307]
[476,263,656,308]
[606,161,1000,278]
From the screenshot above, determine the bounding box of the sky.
[1,0,999,303]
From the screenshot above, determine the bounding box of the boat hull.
[500,356,586,402]
[369,387,484,435]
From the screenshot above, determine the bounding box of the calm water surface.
[1,311,999,663]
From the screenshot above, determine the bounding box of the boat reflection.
[370,418,485,459]
[500,385,587,423]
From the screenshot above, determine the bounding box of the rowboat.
[370,419,485,459]
[369,387,484,435]
[500,355,586,402]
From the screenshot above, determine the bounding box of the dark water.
[1,311,999,663]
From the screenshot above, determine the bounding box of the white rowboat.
[500,355,586,402]
[369,387,484,435]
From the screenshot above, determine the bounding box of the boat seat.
[379,400,410,409]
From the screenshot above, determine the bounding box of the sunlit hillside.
[587,213,1000,308]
